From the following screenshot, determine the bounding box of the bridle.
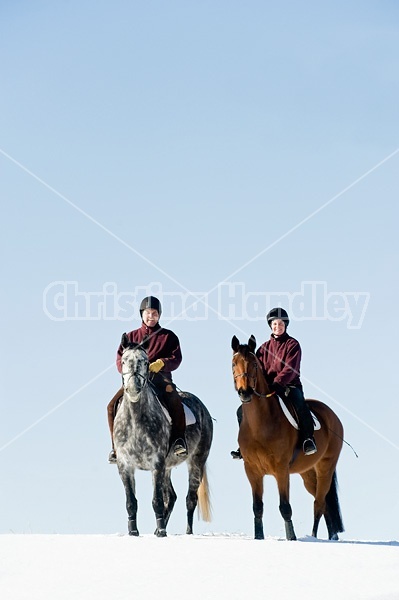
[122,370,148,387]
[233,351,275,399]
[121,350,149,392]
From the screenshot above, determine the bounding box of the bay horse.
[231,335,344,541]
[113,334,213,537]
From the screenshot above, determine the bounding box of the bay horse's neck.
[244,354,281,425]
[250,353,271,397]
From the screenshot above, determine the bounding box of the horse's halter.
[121,349,148,397]
[233,351,275,401]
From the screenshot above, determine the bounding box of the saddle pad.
[183,403,196,426]
[278,397,321,431]
[159,401,196,426]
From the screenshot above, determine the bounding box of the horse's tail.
[197,465,212,522]
[325,471,344,534]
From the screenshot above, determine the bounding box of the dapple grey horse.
[113,334,213,537]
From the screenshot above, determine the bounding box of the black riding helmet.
[266,307,289,328]
[140,296,162,318]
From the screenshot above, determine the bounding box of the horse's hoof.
[254,518,264,540]
[155,528,167,537]
[128,519,139,536]
[285,520,297,541]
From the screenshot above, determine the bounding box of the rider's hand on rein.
[149,359,165,373]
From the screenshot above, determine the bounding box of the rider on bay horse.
[107,295,187,463]
[231,307,317,459]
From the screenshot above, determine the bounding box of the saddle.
[158,400,196,427]
[115,386,196,426]
[278,396,321,431]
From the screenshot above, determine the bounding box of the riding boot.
[107,386,123,463]
[231,448,242,459]
[150,373,187,456]
[231,405,243,459]
[287,386,317,455]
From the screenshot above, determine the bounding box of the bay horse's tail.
[197,465,212,522]
[325,471,344,535]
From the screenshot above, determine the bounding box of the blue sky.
[1,1,398,539]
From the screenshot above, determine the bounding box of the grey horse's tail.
[197,465,212,522]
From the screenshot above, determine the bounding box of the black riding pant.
[149,373,186,444]
[286,386,314,440]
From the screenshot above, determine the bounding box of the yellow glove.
[149,359,165,373]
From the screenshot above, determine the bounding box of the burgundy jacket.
[255,332,302,388]
[116,322,182,379]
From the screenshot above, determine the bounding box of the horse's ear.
[232,335,240,352]
[248,335,256,352]
[121,333,129,348]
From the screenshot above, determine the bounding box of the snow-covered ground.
[1,533,398,600]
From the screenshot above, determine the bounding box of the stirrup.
[303,438,317,456]
[173,438,188,456]
[108,449,117,464]
[231,448,242,460]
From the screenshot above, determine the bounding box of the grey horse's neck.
[123,384,165,426]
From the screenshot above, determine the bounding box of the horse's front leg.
[275,470,296,541]
[152,465,167,537]
[244,464,264,540]
[118,466,139,536]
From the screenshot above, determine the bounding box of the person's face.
[142,308,160,327]
[271,318,286,336]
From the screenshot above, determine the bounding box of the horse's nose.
[238,387,252,402]
[125,385,139,400]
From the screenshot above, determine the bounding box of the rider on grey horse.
[107,295,187,463]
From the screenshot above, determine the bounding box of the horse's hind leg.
[186,460,204,534]
[163,471,177,528]
[300,469,320,537]
[303,466,342,539]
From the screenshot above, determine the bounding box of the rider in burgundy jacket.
[256,332,302,389]
[116,321,182,379]
[231,307,317,459]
